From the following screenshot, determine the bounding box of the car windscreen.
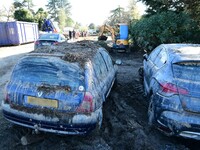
[39,34,59,40]
[11,56,85,89]
[173,61,200,81]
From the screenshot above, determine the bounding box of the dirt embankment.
[0,41,199,149]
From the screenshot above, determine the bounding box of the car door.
[99,49,116,98]
[93,52,108,101]
[143,46,163,93]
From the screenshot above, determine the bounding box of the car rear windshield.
[11,56,85,89]
[173,61,200,81]
[39,34,59,40]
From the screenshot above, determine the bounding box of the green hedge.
[14,8,34,22]
[130,11,200,52]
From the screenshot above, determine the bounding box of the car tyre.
[92,108,103,135]
[113,78,118,89]
[138,66,144,83]
[148,95,156,127]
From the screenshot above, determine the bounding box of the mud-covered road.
[0,41,200,149]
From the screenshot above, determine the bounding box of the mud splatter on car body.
[2,41,118,135]
[142,44,200,140]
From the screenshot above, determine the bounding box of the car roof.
[31,40,105,67]
[39,33,61,37]
[161,44,200,62]
[40,33,61,36]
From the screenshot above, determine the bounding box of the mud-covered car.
[2,41,117,135]
[142,44,200,140]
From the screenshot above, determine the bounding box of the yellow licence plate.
[27,96,58,108]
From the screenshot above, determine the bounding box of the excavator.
[98,24,117,42]
[98,24,129,51]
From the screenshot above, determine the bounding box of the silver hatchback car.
[142,44,200,140]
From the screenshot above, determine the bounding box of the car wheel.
[92,108,103,135]
[113,78,118,89]
[148,95,156,127]
[138,66,144,83]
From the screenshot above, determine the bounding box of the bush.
[14,8,34,22]
[130,11,200,52]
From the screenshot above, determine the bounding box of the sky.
[1,0,146,26]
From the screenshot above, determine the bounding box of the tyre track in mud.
[102,52,189,150]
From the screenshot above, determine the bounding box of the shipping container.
[0,21,39,46]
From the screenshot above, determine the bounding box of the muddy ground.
[0,41,200,149]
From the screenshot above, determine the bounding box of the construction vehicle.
[42,19,58,33]
[98,24,117,41]
[98,24,129,51]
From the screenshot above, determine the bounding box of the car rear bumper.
[157,110,200,140]
[2,103,101,135]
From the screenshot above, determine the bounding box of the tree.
[139,0,185,15]
[106,6,130,26]
[13,0,36,22]
[130,11,199,51]
[184,0,200,26]
[58,0,71,15]
[58,8,66,31]
[13,0,34,12]
[65,17,74,27]
[46,0,59,20]
[14,8,34,22]
[46,0,71,21]
[22,0,34,10]
[35,8,48,30]
[0,5,15,21]
[13,1,24,9]
[139,0,200,19]
[128,0,141,20]
[88,23,95,29]
[139,0,200,30]
[74,22,81,30]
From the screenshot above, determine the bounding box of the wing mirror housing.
[143,54,148,61]
[115,59,122,65]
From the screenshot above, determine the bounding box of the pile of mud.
[32,40,104,67]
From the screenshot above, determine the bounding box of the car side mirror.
[115,59,122,65]
[143,54,148,61]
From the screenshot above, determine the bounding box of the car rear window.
[173,61,200,81]
[11,56,85,89]
[39,34,59,40]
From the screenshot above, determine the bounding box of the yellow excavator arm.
[98,24,117,42]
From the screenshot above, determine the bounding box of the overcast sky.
[1,0,146,25]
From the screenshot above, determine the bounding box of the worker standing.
[72,30,76,40]
[69,30,72,40]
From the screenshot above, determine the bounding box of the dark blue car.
[142,44,200,140]
[34,33,66,50]
[2,41,117,135]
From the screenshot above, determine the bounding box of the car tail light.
[4,93,11,104]
[34,41,40,45]
[53,42,59,45]
[77,92,94,113]
[160,83,188,95]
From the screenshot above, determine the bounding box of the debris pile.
[32,40,104,66]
